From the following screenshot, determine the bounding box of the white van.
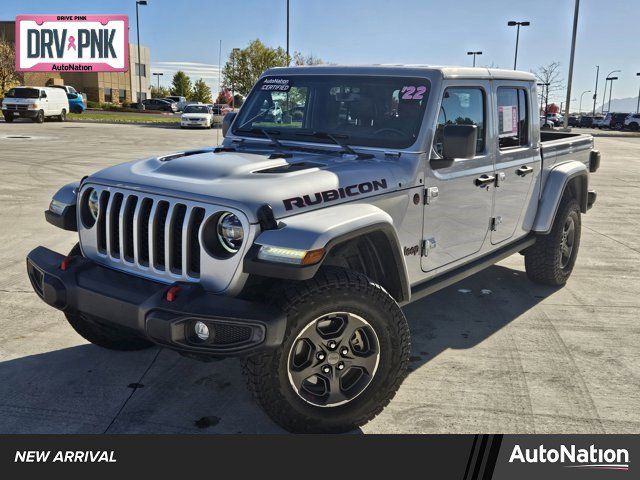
[2,86,70,123]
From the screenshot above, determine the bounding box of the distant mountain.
[595,96,639,113]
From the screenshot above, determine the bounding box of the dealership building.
[0,20,151,104]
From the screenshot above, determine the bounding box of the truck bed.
[540,130,593,172]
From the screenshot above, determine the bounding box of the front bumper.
[3,108,38,118]
[181,119,209,127]
[26,246,286,356]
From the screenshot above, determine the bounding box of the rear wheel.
[524,196,581,286]
[63,244,155,351]
[242,268,410,433]
[630,122,639,131]
[58,109,66,122]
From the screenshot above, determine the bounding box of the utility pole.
[152,72,163,91]
[563,0,579,130]
[636,72,640,114]
[592,65,599,116]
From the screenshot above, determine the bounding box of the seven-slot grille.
[94,190,206,279]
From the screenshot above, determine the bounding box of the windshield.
[5,88,40,99]
[184,105,209,114]
[233,75,430,149]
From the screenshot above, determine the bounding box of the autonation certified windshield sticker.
[261,78,290,91]
[16,15,129,72]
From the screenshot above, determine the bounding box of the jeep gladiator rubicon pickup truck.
[27,66,600,433]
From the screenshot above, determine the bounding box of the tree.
[293,51,323,66]
[533,61,564,114]
[222,39,288,96]
[0,40,20,95]
[150,85,170,98]
[170,71,193,98]
[190,79,213,103]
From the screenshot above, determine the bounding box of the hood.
[87,148,400,222]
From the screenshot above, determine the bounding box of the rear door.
[490,83,540,244]
[422,81,495,272]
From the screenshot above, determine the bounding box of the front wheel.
[524,196,581,286]
[242,268,410,433]
[33,110,45,123]
[3,113,14,123]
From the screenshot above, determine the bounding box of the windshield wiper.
[235,128,284,148]
[294,131,370,158]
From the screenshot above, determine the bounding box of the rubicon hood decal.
[283,179,388,211]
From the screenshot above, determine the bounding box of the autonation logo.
[509,444,630,471]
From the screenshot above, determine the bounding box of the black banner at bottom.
[0,434,635,478]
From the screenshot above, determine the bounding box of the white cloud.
[151,61,223,93]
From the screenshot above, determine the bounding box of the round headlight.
[217,212,244,253]
[87,189,99,220]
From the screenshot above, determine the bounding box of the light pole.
[508,20,530,70]
[579,90,591,114]
[563,0,580,130]
[606,76,619,114]
[592,65,599,116]
[231,47,240,109]
[286,0,290,63]
[538,82,550,121]
[135,0,147,108]
[467,51,482,67]
[603,69,621,113]
[152,72,163,93]
[636,72,640,114]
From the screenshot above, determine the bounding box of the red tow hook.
[60,255,75,271]
[165,285,181,302]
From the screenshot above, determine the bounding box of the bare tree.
[0,40,21,95]
[533,61,565,111]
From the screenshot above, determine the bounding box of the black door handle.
[516,166,533,176]
[475,174,496,186]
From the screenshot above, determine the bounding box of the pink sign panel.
[16,15,129,72]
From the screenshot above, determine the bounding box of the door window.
[497,88,529,149]
[434,87,486,156]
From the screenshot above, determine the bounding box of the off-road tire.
[525,196,581,286]
[63,244,155,351]
[242,267,410,433]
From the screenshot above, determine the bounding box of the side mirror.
[441,124,477,160]
[40,92,47,99]
[222,112,237,137]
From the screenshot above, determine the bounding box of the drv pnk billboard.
[15,15,129,72]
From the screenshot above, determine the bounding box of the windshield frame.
[232,74,431,150]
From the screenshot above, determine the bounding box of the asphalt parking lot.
[0,122,638,434]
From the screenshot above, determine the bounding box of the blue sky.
[3,0,639,107]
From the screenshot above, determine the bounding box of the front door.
[422,82,494,272]
[491,84,540,244]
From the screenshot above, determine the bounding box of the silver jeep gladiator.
[27,66,599,433]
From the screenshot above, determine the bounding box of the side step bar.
[406,235,536,305]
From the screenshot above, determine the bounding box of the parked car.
[546,112,563,126]
[610,112,630,130]
[567,115,579,127]
[210,103,228,115]
[142,98,177,112]
[578,116,593,128]
[50,85,87,103]
[180,104,214,128]
[592,115,606,128]
[163,96,188,111]
[66,92,86,114]
[30,65,600,434]
[1,86,69,123]
[596,113,612,129]
[624,113,640,131]
[540,115,554,129]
